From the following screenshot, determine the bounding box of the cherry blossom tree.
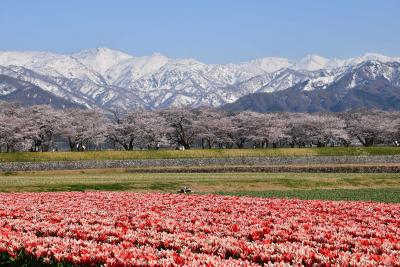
[107,111,137,150]
[0,100,398,151]
[0,102,33,152]
[61,109,107,151]
[0,102,23,116]
[342,110,394,147]
[389,111,400,145]
[134,110,169,149]
[285,114,310,147]
[228,111,259,148]
[107,110,169,150]
[318,114,350,146]
[161,108,198,149]
[0,114,29,152]
[285,113,348,147]
[212,116,236,148]
[245,113,289,148]
[24,105,63,152]
[195,108,227,148]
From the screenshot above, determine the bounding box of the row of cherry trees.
[0,102,399,152]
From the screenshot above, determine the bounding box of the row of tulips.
[0,192,399,266]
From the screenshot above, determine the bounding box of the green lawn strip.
[214,188,400,203]
[0,172,399,199]
[0,147,400,162]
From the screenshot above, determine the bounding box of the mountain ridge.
[223,61,400,113]
[0,48,399,110]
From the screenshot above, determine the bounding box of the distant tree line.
[0,102,399,152]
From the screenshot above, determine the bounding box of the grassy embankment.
[1,147,399,202]
[0,147,399,162]
[1,169,400,203]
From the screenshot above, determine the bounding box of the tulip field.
[0,192,399,266]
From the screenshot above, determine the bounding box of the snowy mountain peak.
[294,54,330,71]
[73,47,133,75]
[242,57,292,73]
[0,50,104,83]
[363,52,390,59]
[352,53,398,64]
[0,50,62,66]
[76,47,128,55]
[303,54,328,62]
[169,58,205,69]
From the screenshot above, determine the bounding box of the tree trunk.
[128,139,134,150]
[68,138,76,151]
[357,136,374,147]
[236,138,246,149]
[317,141,326,147]
[207,139,212,149]
[365,137,374,147]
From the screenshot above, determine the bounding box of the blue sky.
[0,0,399,63]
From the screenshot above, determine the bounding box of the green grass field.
[2,147,399,202]
[1,169,399,202]
[0,147,399,162]
[218,188,400,203]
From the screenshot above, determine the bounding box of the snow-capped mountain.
[0,51,105,83]
[0,48,399,110]
[224,60,400,113]
[72,48,133,81]
[292,53,400,71]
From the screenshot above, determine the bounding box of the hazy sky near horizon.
[1,0,399,63]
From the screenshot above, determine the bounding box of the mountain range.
[223,61,400,112]
[0,48,399,111]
